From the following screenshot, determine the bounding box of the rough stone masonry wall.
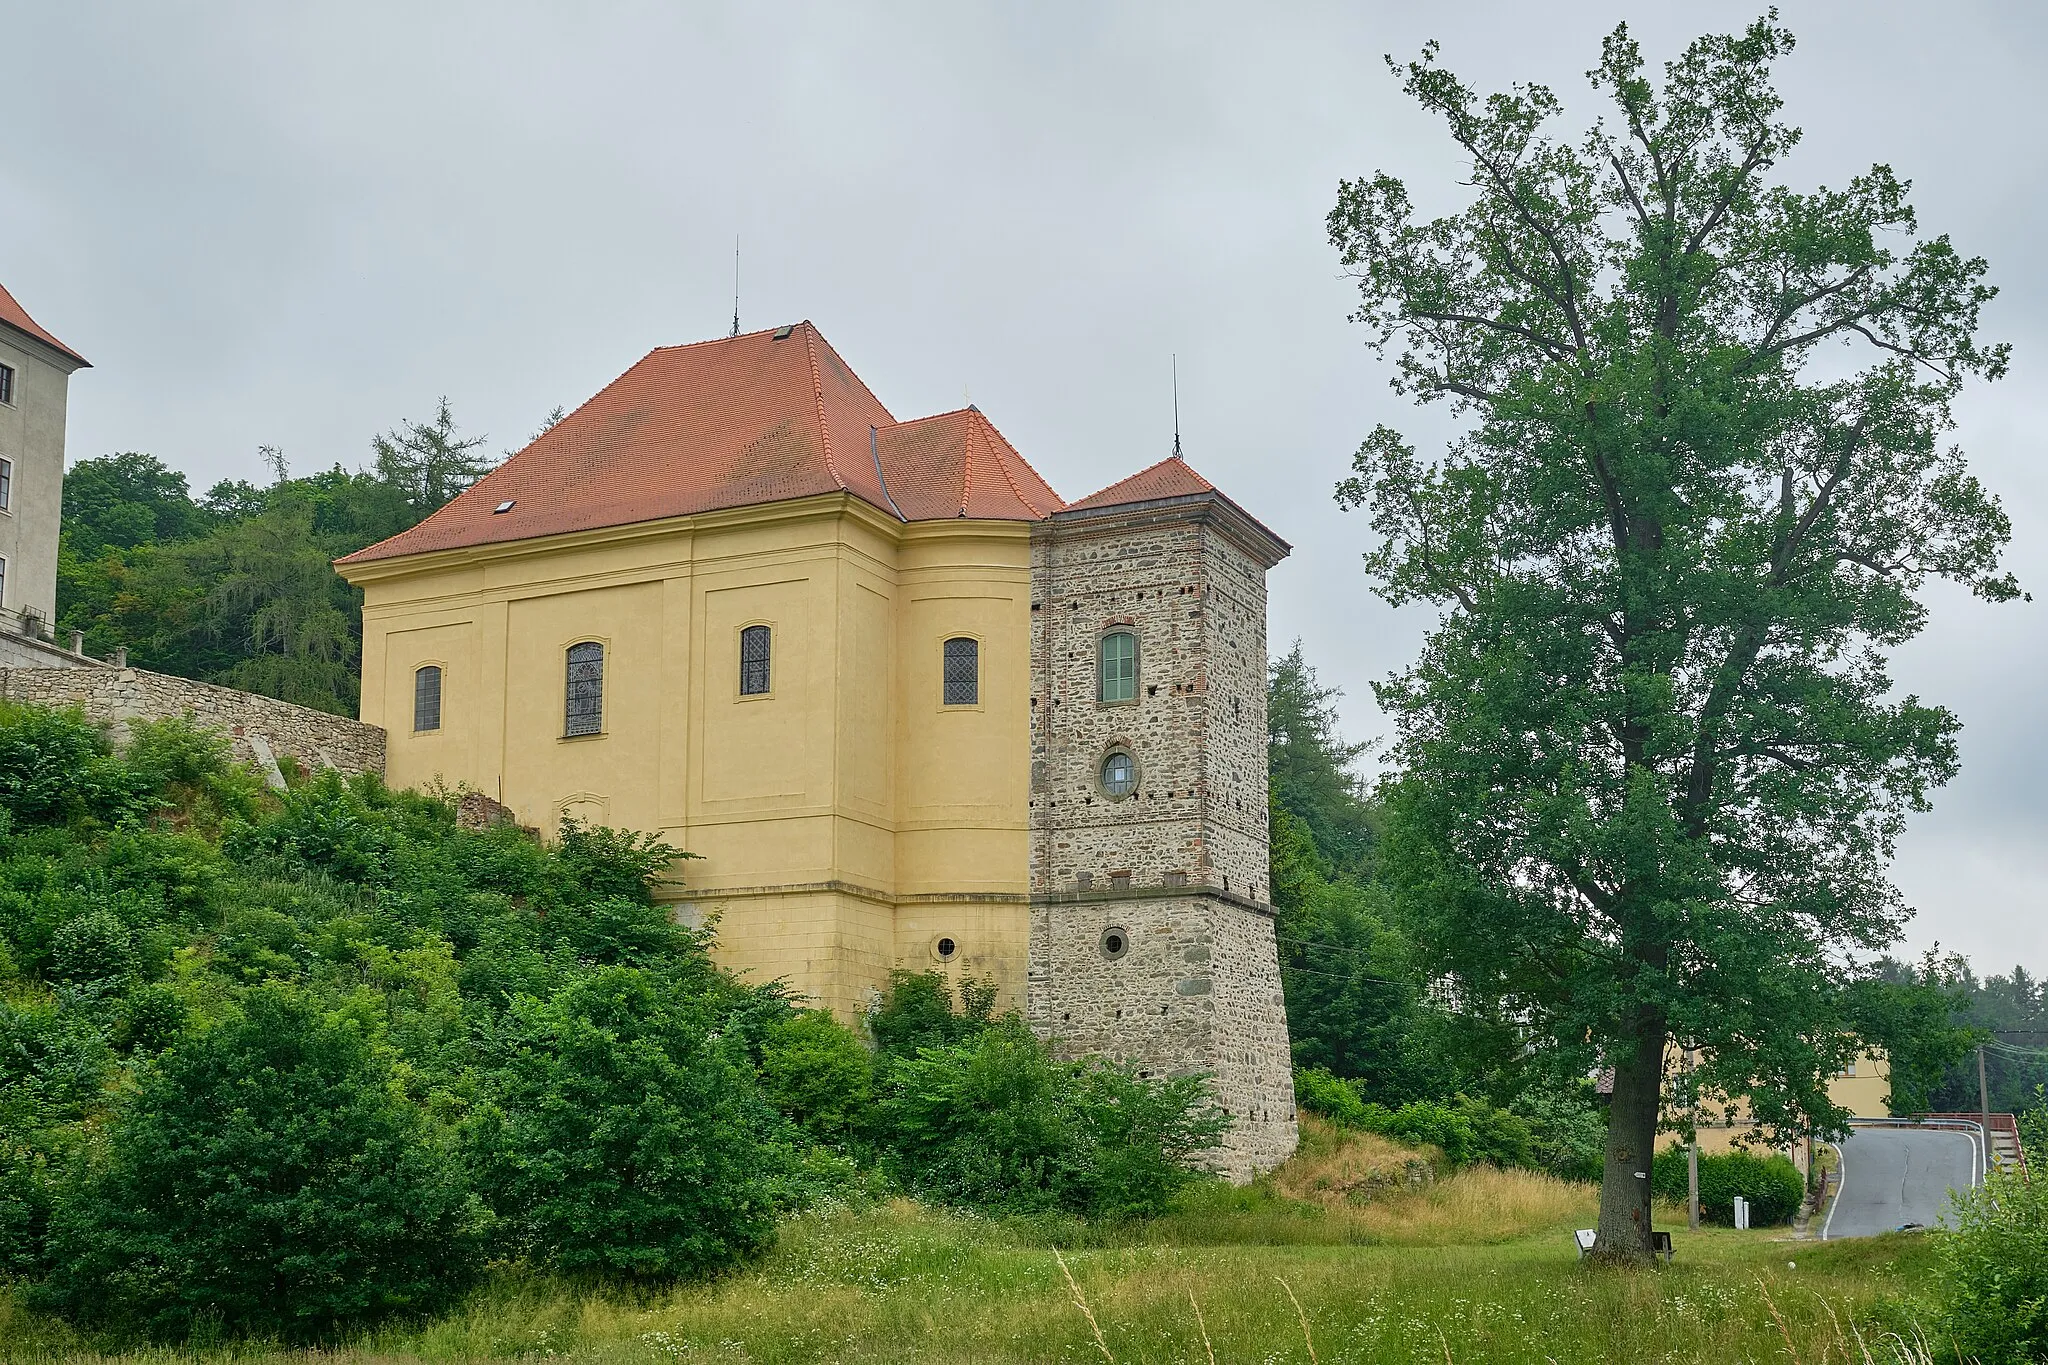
[1026,892,1297,1180]
[1026,499,1296,1178]
[0,665,385,786]
[1195,521,1272,902]
[1029,513,1213,893]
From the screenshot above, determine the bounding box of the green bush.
[1931,1106,2048,1365]
[38,986,484,1341]
[467,966,795,1280]
[868,968,998,1058]
[0,996,110,1276]
[758,1009,873,1147]
[876,1019,1224,1220]
[1649,1147,1804,1226]
[0,703,153,827]
[1292,1068,1535,1168]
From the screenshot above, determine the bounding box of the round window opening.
[1101,750,1136,798]
[1100,926,1129,960]
[933,936,958,962]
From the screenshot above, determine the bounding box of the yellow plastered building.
[338,323,1301,1174]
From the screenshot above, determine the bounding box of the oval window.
[1101,751,1136,798]
[933,936,958,962]
[1100,926,1129,960]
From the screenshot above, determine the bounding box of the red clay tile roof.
[874,407,1063,520]
[339,323,1273,568]
[0,280,88,368]
[342,322,925,563]
[1064,455,1215,510]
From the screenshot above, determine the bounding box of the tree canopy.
[58,404,484,716]
[1327,17,2015,1257]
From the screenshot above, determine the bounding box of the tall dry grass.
[0,1132,1952,1364]
[1144,1115,1597,1247]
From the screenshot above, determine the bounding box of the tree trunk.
[1593,1020,1666,1263]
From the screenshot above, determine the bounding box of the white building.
[0,279,88,640]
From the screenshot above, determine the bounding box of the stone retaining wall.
[0,665,385,787]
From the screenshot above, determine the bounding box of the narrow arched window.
[565,642,604,736]
[1099,631,1137,703]
[740,624,772,696]
[413,665,442,732]
[943,637,979,706]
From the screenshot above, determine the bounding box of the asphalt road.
[1822,1126,1980,1240]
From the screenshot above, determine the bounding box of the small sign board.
[1574,1228,1597,1257]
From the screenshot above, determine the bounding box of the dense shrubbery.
[0,704,1224,1343]
[1927,1109,2048,1365]
[1294,1067,1605,1177]
[871,1001,1225,1221]
[37,986,484,1340]
[1648,1147,1804,1227]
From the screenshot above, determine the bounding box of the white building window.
[0,364,13,406]
[0,458,11,511]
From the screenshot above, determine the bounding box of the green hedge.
[1649,1147,1804,1226]
[1294,1068,1534,1169]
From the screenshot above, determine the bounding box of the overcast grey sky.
[5,2,2042,971]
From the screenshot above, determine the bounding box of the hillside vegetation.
[0,703,1221,1345]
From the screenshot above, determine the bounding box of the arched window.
[739,624,772,696]
[942,636,979,706]
[1099,631,1137,703]
[565,642,604,736]
[413,665,442,732]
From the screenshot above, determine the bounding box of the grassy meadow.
[0,1121,1945,1365]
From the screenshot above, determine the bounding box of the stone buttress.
[1026,483,1297,1179]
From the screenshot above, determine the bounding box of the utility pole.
[1688,1140,1700,1231]
[1978,1042,1991,1130]
[1684,1047,1700,1232]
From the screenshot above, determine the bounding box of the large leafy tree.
[1327,18,2016,1258]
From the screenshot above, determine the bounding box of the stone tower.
[1026,455,1297,1178]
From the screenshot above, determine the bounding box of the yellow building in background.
[337,322,1301,1174]
[1656,1047,1894,1160]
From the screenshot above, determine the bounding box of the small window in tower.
[1101,750,1136,799]
[739,624,772,695]
[1100,926,1129,960]
[413,665,443,733]
[0,364,14,406]
[942,636,978,705]
[1099,631,1137,703]
[565,641,604,736]
[0,555,7,606]
[0,458,11,512]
